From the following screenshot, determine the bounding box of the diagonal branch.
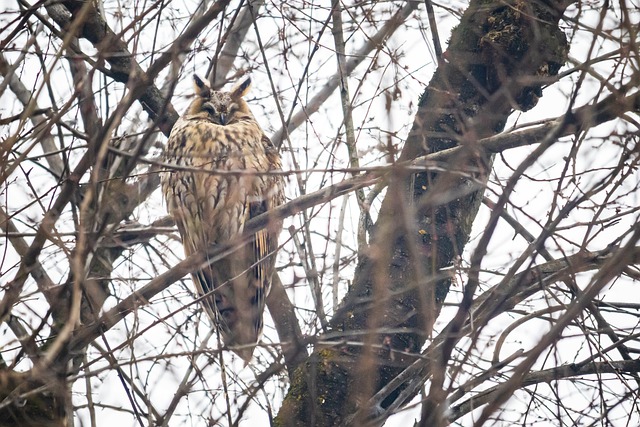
[209,0,265,87]
[271,1,420,146]
[276,1,575,424]
[0,52,65,178]
[67,171,380,354]
[450,359,640,421]
[361,246,640,425]
[46,0,229,136]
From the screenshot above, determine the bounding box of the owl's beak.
[219,113,227,125]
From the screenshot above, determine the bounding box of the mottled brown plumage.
[162,75,284,362]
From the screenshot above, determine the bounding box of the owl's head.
[187,74,254,125]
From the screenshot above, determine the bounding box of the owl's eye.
[202,102,216,115]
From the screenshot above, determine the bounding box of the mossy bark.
[0,370,68,427]
[275,1,571,425]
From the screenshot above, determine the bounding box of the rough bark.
[0,370,68,427]
[275,1,571,425]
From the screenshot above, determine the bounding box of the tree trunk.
[275,1,571,425]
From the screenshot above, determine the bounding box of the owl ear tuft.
[229,76,252,99]
[193,74,211,98]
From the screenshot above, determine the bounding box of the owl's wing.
[165,171,220,322]
[250,135,284,295]
[248,200,275,306]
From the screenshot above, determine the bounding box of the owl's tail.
[194,263,264,364]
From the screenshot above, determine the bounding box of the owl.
[162,74,284,362]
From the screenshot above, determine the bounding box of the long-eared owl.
[162,75,284,362]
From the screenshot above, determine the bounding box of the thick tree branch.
[209,0,265,87]
[276,1,575,424]
[266,274,308,378]
[46,0,229,136]
[361,247,640,425]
